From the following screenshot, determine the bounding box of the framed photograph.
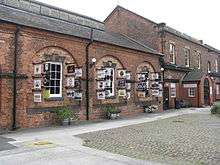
[44,63,50,72]
[97,81,105,90]
[75,68,82,78]
[124,92,131,99]
[126,83,131,90]
[118,79,126,88]
[67,90,75,98]
[151,82,159,89]
[117,69,126,78]
[138,73,146,81]
[97,69,105,79]
[97,91,105,100]
[74,79,81,88]
[34,79,41,90]
[67,64,75,74]
[151,89,160,96]
[67,77,75,87]
[126,72,131,80]
[137,82,147,91]
[150,73,159,81]
[34,93,42,103]
[74,92,82,100]
[105,80,112,88]
[118,89,126,97]
[138,91,146,98]
[34,64,41,75]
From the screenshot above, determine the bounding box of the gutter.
[85,29,94,121]
[12,25,20,130]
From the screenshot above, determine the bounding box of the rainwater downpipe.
[85,29,94,121]
[12,25,20,130]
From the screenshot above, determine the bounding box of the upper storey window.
[195,51,201,69]
[184,48,190,67]
[169,43,176,64]
[215,59,218,72]
[207,61,211,73]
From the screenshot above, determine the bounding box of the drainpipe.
[85,29,94,121]
[12,25,20,130]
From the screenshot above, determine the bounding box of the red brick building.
[0,1,163,130]
[105,6,220,109]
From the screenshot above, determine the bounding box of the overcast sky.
[37,0,220,49]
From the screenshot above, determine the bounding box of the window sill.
[44,97,64,101]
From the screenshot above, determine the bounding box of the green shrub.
[104,105,117,114]
[211,102,220,114]
[56,106,73,120]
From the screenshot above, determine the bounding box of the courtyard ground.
[0,108,219,165]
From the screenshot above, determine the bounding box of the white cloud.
[37,0,220,49]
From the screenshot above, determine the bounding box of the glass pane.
[55,87,60,94]
[57,65,61,71]
[50,87,55,94]
[51,64,56,71]
[56,80,60,86]
[56,72,61,79]
[50,80,55,86]
[51,72,56,79]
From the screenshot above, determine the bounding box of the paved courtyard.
[77,113,220,165]
[0,108,219,165]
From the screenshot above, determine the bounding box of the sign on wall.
[183,84,197,88]
[34,93,42,103]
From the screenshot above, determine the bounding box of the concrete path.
[0,108,210,165]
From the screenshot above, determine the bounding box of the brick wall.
[0,23,162,129]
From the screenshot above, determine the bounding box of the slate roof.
[182,70,206,82]
[0,3,161,56]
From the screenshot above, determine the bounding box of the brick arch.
[96,55,124,69]
[136,61,155,73]
[35,46,78,66]
[200,75,214,105]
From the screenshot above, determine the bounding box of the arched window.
[207,61,211,72]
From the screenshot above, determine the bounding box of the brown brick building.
[0,1,163,130]
[105,6,220,109]
[0,1,219,130]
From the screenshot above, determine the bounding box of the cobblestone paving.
[77,114,220,165]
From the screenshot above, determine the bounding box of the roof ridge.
[0,0,105,30]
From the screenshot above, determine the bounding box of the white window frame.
[169,43,176,64]
[188,88,196,97]
[46,62,62,98]
[184,48,190,67]
[216,84,220,95]
[215,59,218,72]
[196,51,201,69]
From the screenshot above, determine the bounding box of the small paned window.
[44,62,62,98]
[184,48,190,67]
[215,59,218,72]
[169,43,176,64]
[188,88,196,97]
[196,51,201,69]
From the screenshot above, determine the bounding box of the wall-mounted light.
[90,57,97,67]
[160,68,164,72]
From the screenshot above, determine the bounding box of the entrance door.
[204,78,210,105]
[163,87,169,110]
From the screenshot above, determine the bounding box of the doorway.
[163,87,169,110]
[204,78,210,105]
